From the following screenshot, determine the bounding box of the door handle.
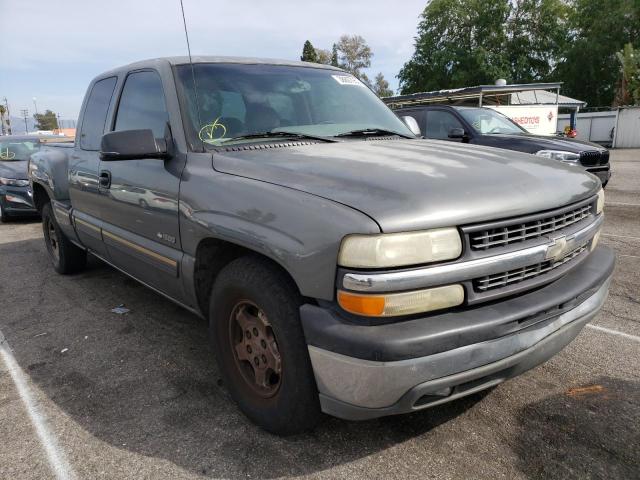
[99,170,111,189]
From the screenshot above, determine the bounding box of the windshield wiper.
[222,130,338,143]
[335,128,414,139]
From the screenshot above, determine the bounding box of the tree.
[557,0,640,107]
[315,48,332,65]
[0,104,6,135]
[331,43,339,67]
[615,43,640,106]
[505,0,570,83]
[336,35,373,83]
[33,109,58,131]
[373,73,394,97]
[398,0,510,94]
[300,40,318,63]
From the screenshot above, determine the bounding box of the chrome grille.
[470,204,592,250]
[474,245,587,292]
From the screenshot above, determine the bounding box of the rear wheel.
[209,256,322,435]
[42,203,87,274]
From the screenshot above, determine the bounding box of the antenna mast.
[178,0,203,149]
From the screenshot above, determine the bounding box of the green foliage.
[33,109,58,131]
[301,40,318,63]
[331,43,339,67]
[373,73,394,97]
[398,0,511,93]
[336,35,373,83]
[315,48,332,65]
[557,0,640,107]
[398,0,639,107]
[615,43,640,105]
[506,0,570,83]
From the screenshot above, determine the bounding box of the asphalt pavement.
[0,150,638,480]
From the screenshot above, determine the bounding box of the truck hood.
[482,133,606,153]
[212,139,600,232]
[0,160,29,180]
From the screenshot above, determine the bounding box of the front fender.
[180,155,381,301]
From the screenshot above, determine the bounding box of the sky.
[0,0,426,123]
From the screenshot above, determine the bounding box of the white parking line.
[0,333,77,480]
[586,324,640,343]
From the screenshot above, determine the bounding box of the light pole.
[33,97,39,116]
[20,109,29,133]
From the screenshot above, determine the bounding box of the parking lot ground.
[1,150,639,480]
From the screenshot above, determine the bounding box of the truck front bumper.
[300,246,614,420]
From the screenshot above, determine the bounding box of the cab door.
[96,69,185,299]
[69,76,118,258]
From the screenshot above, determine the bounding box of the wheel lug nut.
[247,345,252,354]
[246,330,251,339]
[261,339,266,348]
[254,357,259,366]
[253,328,259,336]
[261,354,267,364]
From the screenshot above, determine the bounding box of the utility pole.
[33,97,39,116]
[56,113,62,131]
[20,109,29,134]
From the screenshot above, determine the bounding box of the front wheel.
[42,203,87,274]
[209,256,322,435]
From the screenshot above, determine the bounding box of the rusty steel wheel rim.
[229,300,282,397]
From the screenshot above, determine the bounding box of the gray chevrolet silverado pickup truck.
[29,57,614,435]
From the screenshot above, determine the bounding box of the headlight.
[338,284,464,317]
[535,150,580,163]
[0,177,30,187]
[596,188,605,214]
[338,228,462,268]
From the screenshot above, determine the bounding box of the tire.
[0,203,8,223]
[209,255,322,435]
[41,203,87,274]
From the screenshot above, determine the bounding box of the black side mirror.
[100,129,169,161]
[448,127,466,139]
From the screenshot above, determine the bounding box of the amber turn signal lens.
[337,285,464,317]
[337,291,386,316]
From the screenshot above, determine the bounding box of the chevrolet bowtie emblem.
[545,235,568,262]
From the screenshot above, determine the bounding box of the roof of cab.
[99,56,342,77]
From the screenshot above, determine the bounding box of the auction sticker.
[332,75,364,86]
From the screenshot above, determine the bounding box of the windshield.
[458,108,527,135]
[0,139,40,161]
[175,63,413,148]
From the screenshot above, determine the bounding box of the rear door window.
[80,77,117,150]
[114,70,169,138]
[424,110,464,140]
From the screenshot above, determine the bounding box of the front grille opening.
[470,204,592,250]
[474,245,588,292]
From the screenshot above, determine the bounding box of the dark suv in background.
[394,105,611,187]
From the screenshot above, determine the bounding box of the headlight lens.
[596,188,605,214]
[338,284,464,317]
[535,150,580,163]
[338,228,462,268]
[0,177,29,187]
